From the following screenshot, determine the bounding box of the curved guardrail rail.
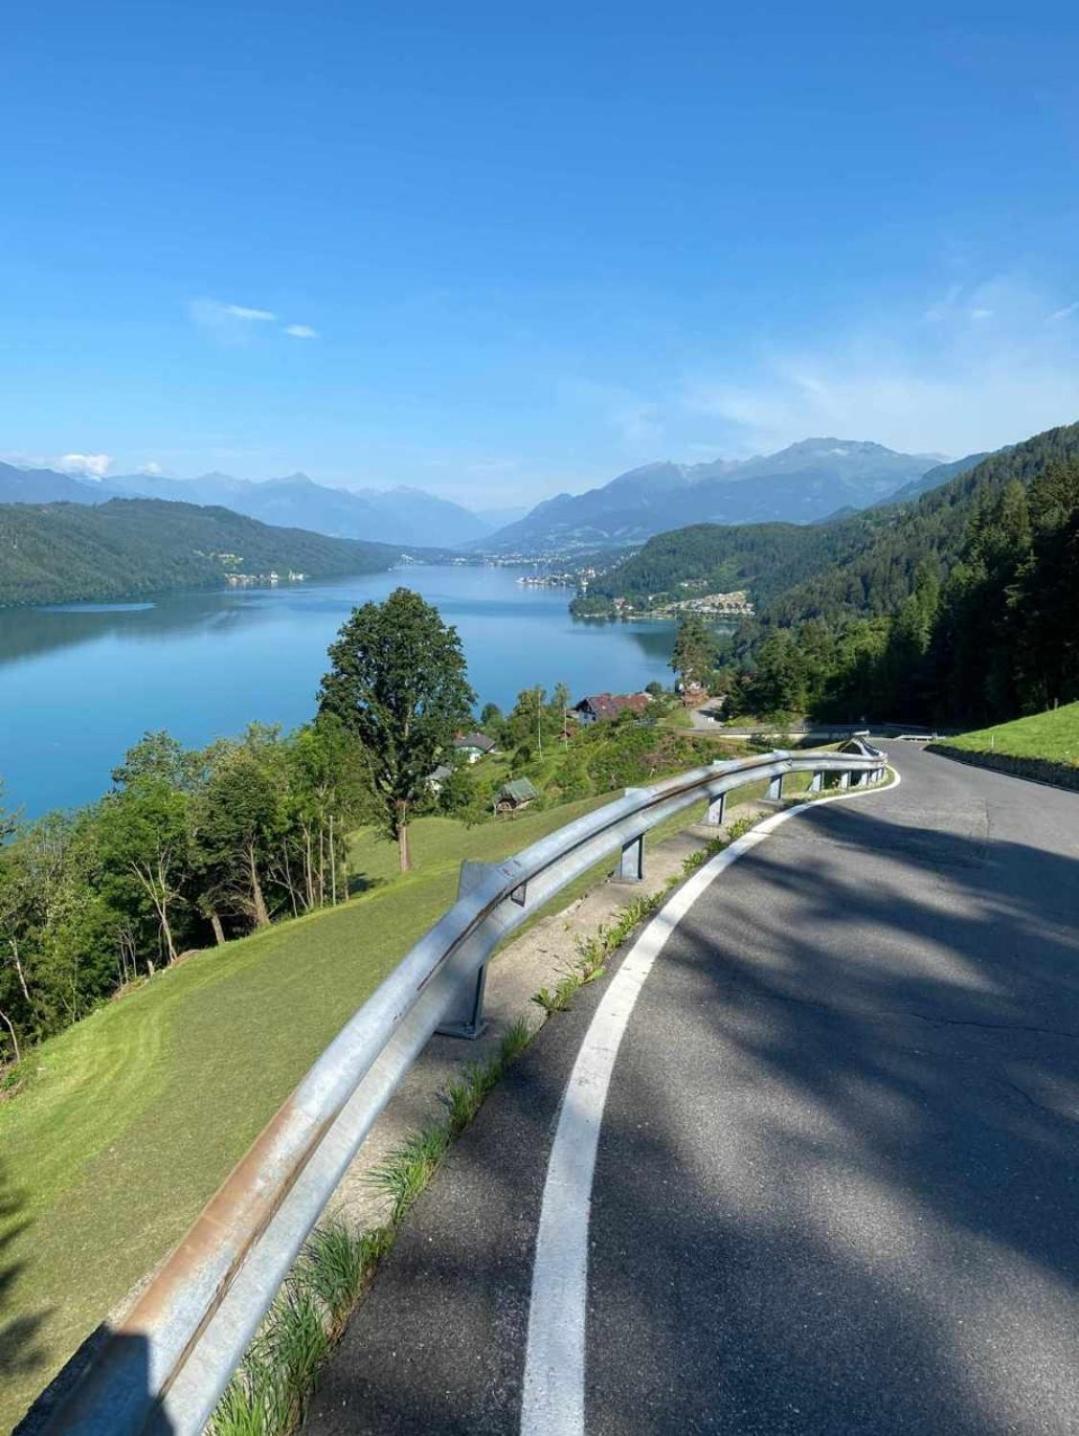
[45,746,887,1434]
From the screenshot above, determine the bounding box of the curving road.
[307,744,1079,1435]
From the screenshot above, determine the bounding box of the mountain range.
[0,438,980,556]
[0,464,491,548]
[479,439,971,553]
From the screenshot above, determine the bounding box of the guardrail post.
[839,770,851,790]
[616,835,644,882]
[435,861,493,1039]
[614,789,649,882]
[810,771,823,793]
[767,773,784,801]
[705,790,726,826]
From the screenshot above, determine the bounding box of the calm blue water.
[0,565,678,816]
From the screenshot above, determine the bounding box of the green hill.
[0,498,404,606]
[572,516,876,616]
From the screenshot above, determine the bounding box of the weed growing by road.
[532,971,579,1014]
[211,1221,384,1436]
[372,1124,452,1224]
[499,1014,532,1063]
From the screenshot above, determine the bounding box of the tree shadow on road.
[583,791,1079,1432]
[299,767,1079,1434]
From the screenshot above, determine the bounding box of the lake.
[0,564,679,816]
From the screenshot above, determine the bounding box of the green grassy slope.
[944,704,1079,762]
[934,703,1079,788]
[1,799,613,1429]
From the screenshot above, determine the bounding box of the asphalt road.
[307,744,1079,1435]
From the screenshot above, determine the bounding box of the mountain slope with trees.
[0,498,404,606]
[725,422,1079,726]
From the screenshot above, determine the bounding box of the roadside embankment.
[928,743,1079,791]
[929,701,1079,792]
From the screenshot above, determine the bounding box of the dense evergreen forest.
[581,421,1079,727]
[0,497,402,606]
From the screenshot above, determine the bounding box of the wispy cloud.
[1049,301,1079,323]
[188,298,278,344]
[682,277,1079,458]
[138,461,164,475]
[188,299,320,344]
[58,452,112,478]
[224,304,276,321]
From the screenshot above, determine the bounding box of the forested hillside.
[762,424,1079,625]
[572,516,876,615]
[0,498,402,606]
[725,422,1079,726]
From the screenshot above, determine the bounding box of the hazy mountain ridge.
[482,439,954,552]
[107,471,489,546]
[0,463,490,548]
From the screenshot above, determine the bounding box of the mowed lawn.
[946,701,1079,764]
[0,797,609,1430]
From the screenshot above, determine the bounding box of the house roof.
[429,763,453,782]
[500,777,539,802]
[454,731,496,752]
[574,691,652,720]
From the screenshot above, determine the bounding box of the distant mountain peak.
[482,436,960,553]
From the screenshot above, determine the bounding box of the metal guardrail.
[44,746,888,1434]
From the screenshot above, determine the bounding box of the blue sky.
[2,2,1079,506]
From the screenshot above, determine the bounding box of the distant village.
[606,589,753,618]
[224,569,308,587]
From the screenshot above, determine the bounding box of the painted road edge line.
[519,766,902,1436]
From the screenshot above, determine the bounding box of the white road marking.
[519,769,901,1435]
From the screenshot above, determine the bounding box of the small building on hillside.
[426,763,453,793]
[454,731,497,763]
[573,691,652,724]
[497,777,539,813]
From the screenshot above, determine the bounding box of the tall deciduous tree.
[96,776,191,965]
[319,588,475,872]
